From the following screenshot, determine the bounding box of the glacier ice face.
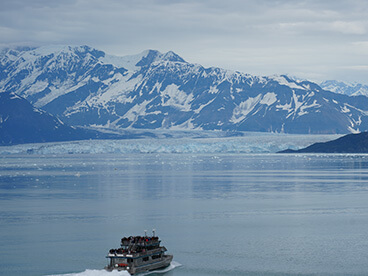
[0,133,341,155]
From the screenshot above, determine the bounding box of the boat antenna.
[152,229,156,237]
[144,230,147,237]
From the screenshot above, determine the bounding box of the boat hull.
[105,254,173,275]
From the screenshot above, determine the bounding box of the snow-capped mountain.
[1,45,368,134]
[320,80,368,96]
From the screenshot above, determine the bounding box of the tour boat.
[105,230,173,274]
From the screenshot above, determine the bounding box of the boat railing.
[120,236,160,247]
[108,246,164,257]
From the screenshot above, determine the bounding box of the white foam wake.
[47,261,181,276]
[47,269,130,276]
[142,261,181,275]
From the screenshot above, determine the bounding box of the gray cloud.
[0,0,368,84]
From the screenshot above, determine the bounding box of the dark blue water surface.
[1,153,368,276]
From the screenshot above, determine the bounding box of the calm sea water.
[1,153,368,276]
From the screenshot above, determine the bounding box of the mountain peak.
[136,49,185,67]
[30,45,105,58]
[0,45,107,69]
[135,49,162,67]
[162,51,185,63]
[99,49,185,71]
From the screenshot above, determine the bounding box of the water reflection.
[1,154,368,275]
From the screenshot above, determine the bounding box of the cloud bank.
[0,0,367,83]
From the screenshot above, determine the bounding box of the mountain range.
[320,80,368,97]
[1,45,368,144]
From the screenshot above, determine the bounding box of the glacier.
[0,133,341,155]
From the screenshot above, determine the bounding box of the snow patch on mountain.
[37,78,90,107]
[260,92,277,106]
[208,86,219,94]
[26,81,49,96]
[231,95,262,124]
[97,73,142,104]
[100,50,152,71]
[123,100,151,123]
[341,105,350,113]
[298,100,320,117]
[161,84,193,111]
[270,75,306,90]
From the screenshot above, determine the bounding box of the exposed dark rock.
[279,132,368,153]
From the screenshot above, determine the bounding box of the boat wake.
[47,261,181,276]
[47,270,130,276]
[141,261,181,275]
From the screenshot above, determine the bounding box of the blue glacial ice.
[0,132,341,155]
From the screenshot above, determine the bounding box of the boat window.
[152,254,161,259]
[114,258,125,264]
[143,256,149,262]
[127,258,133,263]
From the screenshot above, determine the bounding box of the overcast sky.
[1,0,367,84]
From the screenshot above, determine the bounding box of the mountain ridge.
[320,80,368,97]
[2,45,368,134]
[0,91,94,145]
[279,132,368,153]
[0,90,162,146]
